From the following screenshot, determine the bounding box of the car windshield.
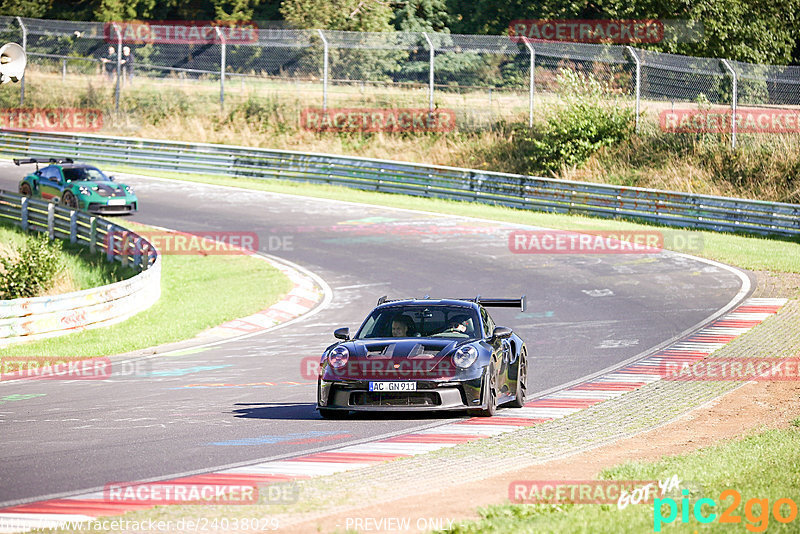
[62,167,109,182]
[355,305,481,340]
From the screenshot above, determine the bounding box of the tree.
[393,0,450,33]
[0,0,52,18]
[280,0,394,32]
[446,0,800,65]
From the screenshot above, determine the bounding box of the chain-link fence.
[1,16,799,146]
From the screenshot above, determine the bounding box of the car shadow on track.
[231,402,467,421]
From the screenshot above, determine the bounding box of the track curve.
[0,165,750,506]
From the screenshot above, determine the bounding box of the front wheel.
[470,365,497,417]
[507,349,527,408]
[61,191,79,210]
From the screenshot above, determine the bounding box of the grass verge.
[0,218,136,295]
[442,427,800,533]
[105,165,800,274]
[0,220,293,358]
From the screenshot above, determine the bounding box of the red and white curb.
[0,297,786,532]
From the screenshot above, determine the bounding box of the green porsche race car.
[15,157,138,215]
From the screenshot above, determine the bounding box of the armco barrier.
[0,190,160,347]
[0,130,798,236]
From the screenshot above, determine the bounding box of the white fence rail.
[0,190,160,347]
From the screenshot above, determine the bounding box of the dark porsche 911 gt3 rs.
[317,296,528,418]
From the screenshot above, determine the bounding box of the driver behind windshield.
[390,315,416,337]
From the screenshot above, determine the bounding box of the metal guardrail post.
[720,59,737,149]
[214,26,226,110]
[112,23,121,113]
[89,216,96,253]
[317,29,329,111]
[15,16,25,106]
[133,236,142,270]
[121,231,130,268]
[46,202,54,240]
[626,46,641,133]
[20,196,29,230]
[106,223,114,262]
[423,32,435,112]
[69,210,77,243]
[522,37,535,128]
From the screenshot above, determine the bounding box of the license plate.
[369,381,416,392]
[107,199,126,206]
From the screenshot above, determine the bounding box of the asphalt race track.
[0,163,750,506]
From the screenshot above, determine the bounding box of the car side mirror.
[491,326,512,341]
[333,327,350,340]
[108,175,115,181]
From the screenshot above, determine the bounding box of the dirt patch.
[750,270,800,299]
[284,380,800,534]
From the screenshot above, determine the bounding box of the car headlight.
[124,185,134,194]
[78,186,90,196]
[328,345,349,369]
[452,345,479,369]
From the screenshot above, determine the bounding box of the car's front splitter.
[318,374,487,411]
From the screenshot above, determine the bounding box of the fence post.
[89,216,96,253]
[522,37,535,128]
[423,32,435,111]
[214,26,226,110]
[46,202,54,240]
[20,196,28,231]
[721,59,737,149]
[69,210,77,243]
[106,223,114,262]
[15,17,25,106]
[317,29,329,111]
[121,231,130,268]
[112,23,121,112]
[626,46,641,133]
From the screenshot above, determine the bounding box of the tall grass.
[4,68,799,203]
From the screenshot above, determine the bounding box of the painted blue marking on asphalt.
[208,431,343,446]
[148,364,232,377]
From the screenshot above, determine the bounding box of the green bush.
[0,233,64,299]
[219,95,294,134]
[514,69,636,173]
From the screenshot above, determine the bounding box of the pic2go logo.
[654,489,798,532]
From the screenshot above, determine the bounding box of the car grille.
[349,391,441,407]
[88,202,134,213]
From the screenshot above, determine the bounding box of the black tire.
[507,349,527,408]
[319,408,348,419]
[19,182,32,197]
[471,364,497,417]
[62,191,78,210]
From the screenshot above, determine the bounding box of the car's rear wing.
[376,295,526,312]
[13,157,73,167]
[14,158,75,171]
[469,296,526,312]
